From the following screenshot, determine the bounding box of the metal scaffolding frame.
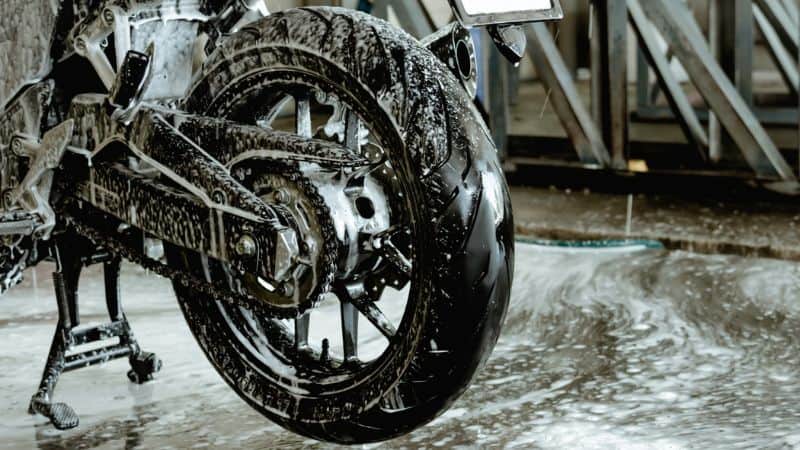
[526,23,611,166]
[524,0,799,189]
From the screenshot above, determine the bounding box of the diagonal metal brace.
[526,23,611,167]
[754,0,799,58]
[628,0,709,157]
[753,3,799,97]
[639,0,796,181]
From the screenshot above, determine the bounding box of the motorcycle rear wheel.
[170,7,514,444]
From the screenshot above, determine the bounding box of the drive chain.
[65,164,338,319]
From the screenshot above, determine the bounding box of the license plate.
[449,0,563,26]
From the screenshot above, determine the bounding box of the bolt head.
[236,235,257,257]
[3,191,14,208]
[75,38,87,53]
[212,190,226,205]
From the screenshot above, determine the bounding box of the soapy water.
[1,243,800,449]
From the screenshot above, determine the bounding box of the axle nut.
[236,235,257,257]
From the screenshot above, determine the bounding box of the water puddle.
[2,244,799,449]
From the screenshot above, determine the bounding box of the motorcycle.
[0,0,561,443]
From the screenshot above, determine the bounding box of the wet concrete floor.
[2,243,800,449]
[511,186,800,261]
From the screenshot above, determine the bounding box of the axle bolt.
[236,235,257,257]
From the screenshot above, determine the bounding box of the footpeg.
[29,398,79,431]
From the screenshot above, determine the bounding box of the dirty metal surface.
[2,243,800,448]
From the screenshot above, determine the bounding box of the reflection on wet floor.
[3,243,800,449]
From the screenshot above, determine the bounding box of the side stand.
[28,237,162,430]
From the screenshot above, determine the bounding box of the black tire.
[172,7,514,444]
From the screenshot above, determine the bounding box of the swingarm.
[46,52,367,313]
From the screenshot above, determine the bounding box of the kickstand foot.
[29,396,79,431]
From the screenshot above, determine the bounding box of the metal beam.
[634,104,800,126]
[709,0,755,165]
[719,0,755,105]
[640,0,796,181]
[754,0,799,58]
[754,3,799,96]
[636,46,650,113]
[781,0,799,24]
[590,0,629,169]
[708,0,722,163]
[526,23,611,167]
[628,0,709,157]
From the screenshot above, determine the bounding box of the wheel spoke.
[295,94,312,138]
[258,94,292,128]
[340,301,359,363]
[336,282,397,340]
[345,109,361,151]
[295,312,310,351]
[352,298,397,339]
[378,238,412,276]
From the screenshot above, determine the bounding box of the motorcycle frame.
[0,1,353,296]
